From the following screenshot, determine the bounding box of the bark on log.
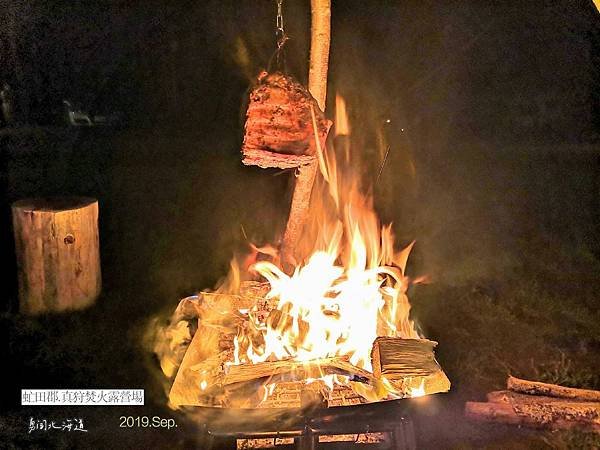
[488,390,600,415]
[280,0,331,269]
[242,149,316,169]
[508,375,600,402]
[465,400,600,433]
[12,197,101,315]
[465,379,600,434]
[308,0,331,111]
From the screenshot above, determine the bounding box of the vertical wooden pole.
[281,0,331,268]
[307,0,331,111]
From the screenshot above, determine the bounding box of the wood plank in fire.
[371,337,451,397]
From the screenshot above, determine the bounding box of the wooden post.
[12,197,101,315]
[280,0,331,268]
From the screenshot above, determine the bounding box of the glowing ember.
[409,379,427,398]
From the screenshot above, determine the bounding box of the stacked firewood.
[168,282,450,408]
[466,376,600,433]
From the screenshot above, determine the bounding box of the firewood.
[255,380,370,409]
[169,320,223,406]
[169,288,258,407]
[256,381,304,409]
[507,375,600,402]
[326,385,369,407]
[222,356,352,386]
[466,402,536,427]
[488,390,600,414]
[465,399,600,433]
[371,337,438,378]
[370,337,451,397]
[239,281,271,299]
[12,197,101,314]
[466,379,600,433]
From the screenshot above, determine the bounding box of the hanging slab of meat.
[242,71,332,169]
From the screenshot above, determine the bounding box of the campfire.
[154,0,449,412]
[157,95,450,409]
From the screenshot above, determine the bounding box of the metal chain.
[266,0,288,72]
[275,0,288,50]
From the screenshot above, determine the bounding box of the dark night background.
[1,1,599,449]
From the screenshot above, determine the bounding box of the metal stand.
[198,401,417,450]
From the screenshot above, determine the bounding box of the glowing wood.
[169,320,224,407]
[222,356,351,386]
[371,337,451,396]
[170,290,451,407]
[12,197,101,315]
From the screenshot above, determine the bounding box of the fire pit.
[166,279,449,410]
[190,400,418,449]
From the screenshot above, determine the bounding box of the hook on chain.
[275,0,288,51]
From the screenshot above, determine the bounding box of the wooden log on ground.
[465,399,600,433]
[507,375,600,402]
[487,390,600,416]
[12,197,101,315]
[466,402,538,427]
[466,380,600,433]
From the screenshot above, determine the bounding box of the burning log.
[370,337,451,397]
[168,320,224,406]
[255,381,304,409]
[465,377,600,433]
[222,356,354,386]
[326,385,369,407]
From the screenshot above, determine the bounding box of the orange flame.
[233,94,420,387]
[155,94,427,405]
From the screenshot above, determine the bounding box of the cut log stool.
[12,197,101,315]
